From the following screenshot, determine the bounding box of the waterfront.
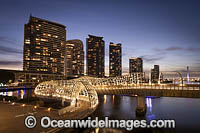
[1,89,200,132]
[90,95,200,132]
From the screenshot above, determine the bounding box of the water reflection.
[103,95,107,104]
[146,97,156,121]
[0,89,35,99]
[92,95,200,132]
[112,95,115,104]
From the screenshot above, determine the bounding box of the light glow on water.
[104,95,107,104]
[146,97,152,108]
[146,97,155,120]
[112,95,115,103]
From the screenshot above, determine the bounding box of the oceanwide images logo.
[25,116,37,128]
[25,116,176,130]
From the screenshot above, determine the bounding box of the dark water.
[1,90,200,132]
[0,89,35,99]
[89,95,200,133]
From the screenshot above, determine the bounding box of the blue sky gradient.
[0,0,200,74]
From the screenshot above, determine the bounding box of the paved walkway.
[0,100,96,133]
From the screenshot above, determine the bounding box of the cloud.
[0,45,22,55]
[165,47,184,51]
[154,46,200,52]
[0,36,22,55]
[0,60,22,66]
[0,36,21,45]
[139,54,165,63]
[186,47,200,52]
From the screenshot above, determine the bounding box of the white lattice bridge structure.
[35,75,200,116]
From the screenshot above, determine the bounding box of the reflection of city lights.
[146,97,152,113]
[95,128,99,133]
[147,114,156,120]
[104,95,107,104]
[112,95,115,103]
[146,98,152,108]
[20,90,24,99]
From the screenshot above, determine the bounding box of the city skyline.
[0,0,200,74]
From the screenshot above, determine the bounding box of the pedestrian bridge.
[34,75,200,105]
[34,75,200,116]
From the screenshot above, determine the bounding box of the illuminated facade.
[65,40,84,78]
[151,65,159,83]
[109,42,122,77]
[86,35,105,77]
[34,74,146,108]
[129,57,144,83]
[23,15,66,75]
[35,76,99,113]
[129,57,143,74]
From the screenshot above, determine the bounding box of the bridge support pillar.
[136,96,146,116]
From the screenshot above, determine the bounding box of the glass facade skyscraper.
[23,15,66,75]
[86,35,105,77]
[65,40,84,78]
[109,42,122,77]
[129,57,143,74]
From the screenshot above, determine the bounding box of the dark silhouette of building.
[151,65,159,83]
[23,15,66,75]
[65,40,84,78]
[86,35,105,77]
[109,42,122,77]
[129,57,143,74]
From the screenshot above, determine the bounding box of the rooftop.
[29,15,66,28]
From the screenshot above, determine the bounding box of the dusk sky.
[0,0,200,74]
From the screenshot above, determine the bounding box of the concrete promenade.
[0,100,96,133]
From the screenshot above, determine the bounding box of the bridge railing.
[94,83,200,91]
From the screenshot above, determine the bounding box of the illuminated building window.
[51,27,57,30]
[41,38,48,42]
[25,57,30,60]
[67,55,71,58]
[32,58,40,61]
[25,39,30,44]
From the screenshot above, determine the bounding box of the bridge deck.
[95,84,200,98]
